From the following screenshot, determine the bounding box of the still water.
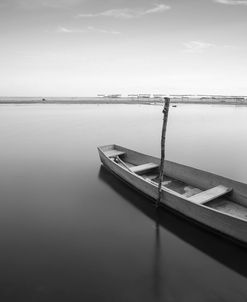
[0,104,247,302]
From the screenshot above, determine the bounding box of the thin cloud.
[77,4,170,19]
[57,26,120,35]
[214,0,247,5]
[57,26,82,33]
[183,41,215,53]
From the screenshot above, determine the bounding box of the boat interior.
[101,145,247,221]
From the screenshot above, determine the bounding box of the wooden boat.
[98,144,247,244]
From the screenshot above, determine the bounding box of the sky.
[0,0,247,96]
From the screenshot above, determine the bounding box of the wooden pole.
[157,97,170,207]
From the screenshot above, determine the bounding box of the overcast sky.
[0,0,247,96]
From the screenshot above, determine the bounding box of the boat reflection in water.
[98,165,247,281]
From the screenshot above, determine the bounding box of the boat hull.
[98,145,247,244]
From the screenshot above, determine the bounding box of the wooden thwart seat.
[130,163,159,174]
[187,185,232,205]
[105,150,126,158]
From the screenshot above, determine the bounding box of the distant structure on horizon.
[137,94,151,98]
[95,93,247,104]
[97,94,121,98]
[153,94,166,98]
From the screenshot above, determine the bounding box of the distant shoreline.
[1,97,247,105]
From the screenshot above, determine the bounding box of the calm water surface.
[0,104,247,302]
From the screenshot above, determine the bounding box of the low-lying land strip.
[1,96,247,105]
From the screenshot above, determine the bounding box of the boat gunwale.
[98,145,247,223]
